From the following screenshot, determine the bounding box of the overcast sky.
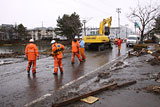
[0,0,159,29]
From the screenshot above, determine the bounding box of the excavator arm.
[83,16,112,51]
[99,16,112,35]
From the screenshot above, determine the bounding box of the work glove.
[54,50,58,54]
[37,55,40,59]
[60,48,64,51]
[25,55,28,60]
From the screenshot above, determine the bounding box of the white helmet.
[75,36,78,39]
[29,39,34,42]
[79,36,82,39]
[51,40,56,44]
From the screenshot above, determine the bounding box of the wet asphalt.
[0,43,129,107]
[65,48,160,107]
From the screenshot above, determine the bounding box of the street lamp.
[82,20,86,36]
[116,8,121,38]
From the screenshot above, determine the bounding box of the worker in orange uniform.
[51,40,64,75]
[79,36,86,61]
[25,39,39,75]
[117,38,122,53]
[71,36,82,64]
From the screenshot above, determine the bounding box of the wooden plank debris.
[52,80,136,107]
[52,83,117,107]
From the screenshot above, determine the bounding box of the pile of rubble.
[144,85,160,94]
[147,48,160,65]
[128,44,160,65]
[128,48,150,57]
[155,72,160,82]
[0,52,24,58]
[128,43,148,57]
[152,47,160,59]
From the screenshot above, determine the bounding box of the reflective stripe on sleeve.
[27,50,35,52]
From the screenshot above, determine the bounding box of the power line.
[75,0,113,16]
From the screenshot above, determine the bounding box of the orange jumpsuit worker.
[51,40,64,75]
[25,39,39,75]
[71,36,82,64]
[117,38,122,52]
[79,36,86,61]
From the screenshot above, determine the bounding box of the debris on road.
[152,48,160,58]
[0,60,13,65]
[144,85,160,93]
[157,79,160,83]
[127,44,159,57]
[155,72,160,82]
[128,48,148,57]
[52,83,117,107]
[52,81,136,107]
[117,80,137,88]
[114,61,124,67]
[80,96,99,104]
[97,72,111,79]
[147,57,160,65]
[147,50,153,54]
[110,61,129,71]
[133,44,148,51]
[146,48,160,65]
[0,52,24,58]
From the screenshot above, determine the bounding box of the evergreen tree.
[17,24,28,40]
[54,12,82,41]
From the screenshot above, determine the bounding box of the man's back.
[72,41,80,52]
[25,43,39,60]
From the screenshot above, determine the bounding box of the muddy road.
[0,43,129,107]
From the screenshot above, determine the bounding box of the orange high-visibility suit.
[117,39,122,51]
[72,40,82,63]
[52,43,64,74]
[25,43,39,73]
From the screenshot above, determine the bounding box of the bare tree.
[128,3,160,42]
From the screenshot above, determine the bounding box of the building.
[28,27,56,40]
[0,24,18,40]
[82,25,134,39]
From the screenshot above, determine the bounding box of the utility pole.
[116,8,121,38]
[83,20,86,36]
[125,24,128,38]
[42,21,43,27]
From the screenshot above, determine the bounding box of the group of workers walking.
[25,36,86,76]
[25,36,122,76]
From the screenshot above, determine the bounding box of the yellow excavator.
[83,16,112,51]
